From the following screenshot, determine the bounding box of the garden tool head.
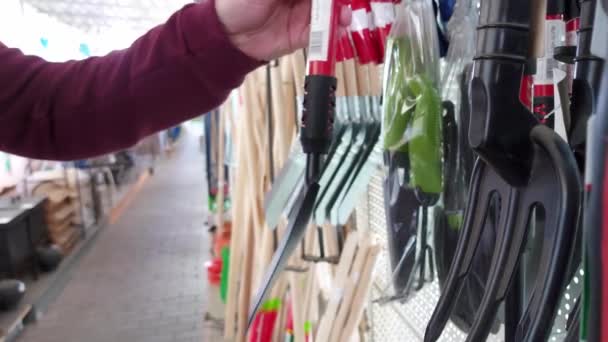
[435,95,501,334]
[248,183,320,329]
[382,151,420,296]
[424,0,583,340]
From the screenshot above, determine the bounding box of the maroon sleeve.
[0,0,261,160]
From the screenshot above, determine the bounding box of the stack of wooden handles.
[223,49,382,342]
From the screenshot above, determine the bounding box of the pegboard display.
[355,168,579,342]
[356,168,500,342]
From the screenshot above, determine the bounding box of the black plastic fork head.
[425,125,581,342]
[424,0,583,340]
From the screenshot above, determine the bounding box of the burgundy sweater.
[0,1,261,160]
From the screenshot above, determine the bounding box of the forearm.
[0,0,261,160]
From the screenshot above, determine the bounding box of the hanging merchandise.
[533,0,567,129]
[350,0,383,64]
[432,0,456,57]
[555,1,605,339]
[580,0,608,340]
[570,0,604,163]
[247,0,342,325]
[370,0,395,54]
[425,0,582,341]
[553,0,581,92]
[437,13,502,329]
[380,0,442,299]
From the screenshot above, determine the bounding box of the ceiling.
[22,0,193,36]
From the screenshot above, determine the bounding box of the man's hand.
[216,0,352,61]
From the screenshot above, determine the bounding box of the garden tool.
[555,1,605,339]
[326,67,385,233]
[308,74,369,262]
[435,82,500,333]
[581,0,608,340]
[314,94,381,242]
[248,0,341,328]
[379,0,442,300]
[424,0,582,341]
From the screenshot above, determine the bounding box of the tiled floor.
[19,128,220,342]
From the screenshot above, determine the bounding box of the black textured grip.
[300,75,337,155]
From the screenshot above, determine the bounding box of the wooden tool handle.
[530,0,546,59]
[291,50,306,96]
[355,63,372,96]
[304,223,318,257]
[342,59,359,97]
[315,232,359,341]
[321,223,340,261]
[335,61,347,97]
[339,244,381,342]
[328,236,371,341]
[369,64,383,97]
[328,279,357,342]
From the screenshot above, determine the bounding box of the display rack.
[356,169,471,342]
[356,169,582,342]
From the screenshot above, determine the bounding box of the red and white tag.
[370,0,393,61]
[370,1,394,28]
[309,0,333,62]
[566,18,580,47]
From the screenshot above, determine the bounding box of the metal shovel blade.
[247,182,320,328]
[264,152,306,230]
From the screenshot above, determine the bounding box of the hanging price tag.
[309,0,332,62]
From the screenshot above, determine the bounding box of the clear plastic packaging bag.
[379,0,442,299]
[382,0,442,198]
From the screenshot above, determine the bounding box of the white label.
[350,8,370,32]
[585,115,597,187]
[553,68,568,142]
[544,19,566,58]
[309,0,332,61]
[371,2,394,28]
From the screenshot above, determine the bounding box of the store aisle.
[19,128,215,342]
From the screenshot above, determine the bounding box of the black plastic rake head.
[424,0,583,340]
